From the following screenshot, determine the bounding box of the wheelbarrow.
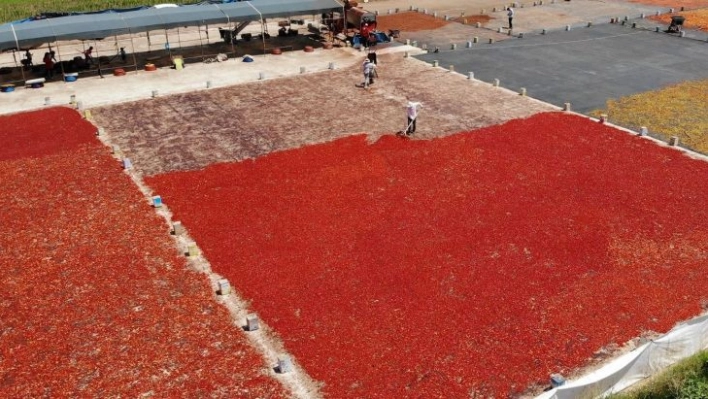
[667,15,684,33]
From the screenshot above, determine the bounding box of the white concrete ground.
[0,43,424,116]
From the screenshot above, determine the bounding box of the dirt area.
[376,11,494,32]
[377,11,506,49]
[364,0,672,33]
[629,0,708,9]
[91,53,554,177]
[452,15,494,25]
[376,11,450,32]
[649,9,708,30]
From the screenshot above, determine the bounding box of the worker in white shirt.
[362,59,376,89]
[507,7,514,30]
[405,100,422,136]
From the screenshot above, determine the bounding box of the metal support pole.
[245,1,266,56]
[93,39,103,78]
[129,30,139,74]
[53,41,66,79]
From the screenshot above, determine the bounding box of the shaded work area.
[415,23,708,113]
[0,0,344,85]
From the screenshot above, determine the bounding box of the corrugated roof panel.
[0,0,344,51]
[253,0,344,19]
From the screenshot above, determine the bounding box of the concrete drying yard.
[416,22,708,113]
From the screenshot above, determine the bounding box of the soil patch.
[649,9,708,31]
[376,11,449,32]
[629,0,708,9]
[452,15,493,25]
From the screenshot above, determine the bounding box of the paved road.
[415,23,708,113]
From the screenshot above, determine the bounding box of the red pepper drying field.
[146,112,708,398]
[0,107,286,397]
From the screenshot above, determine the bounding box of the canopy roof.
[0,0,343,51]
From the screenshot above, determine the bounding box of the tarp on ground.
[536,313,708,399]
[0,0,343,51]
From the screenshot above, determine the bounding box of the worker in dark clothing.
[43,52,55,78]
[367,49,377,65]
[367,32,377,48]
[22,50,33,67]
[84,46,94,65]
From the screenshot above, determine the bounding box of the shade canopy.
[0,0,343,51]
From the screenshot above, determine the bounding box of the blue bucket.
[374,32,390,43]
[0,85,14,93]
[64,74,78,82]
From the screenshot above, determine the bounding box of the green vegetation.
[0,0,195,23]
[609,350,708,399]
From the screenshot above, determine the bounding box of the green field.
[608,350,708,399]
[0,0,195,23]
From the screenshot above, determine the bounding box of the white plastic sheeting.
[536,313,708,399]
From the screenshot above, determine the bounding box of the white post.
[217,278,231,295]
[246,314,260,331]
[172,221,185,235]
[187,242,199,257]
[278,357,293,373]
